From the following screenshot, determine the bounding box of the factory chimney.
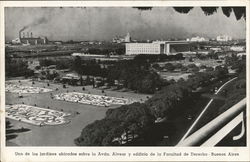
[19,26,27,39]
[30,32,33,38]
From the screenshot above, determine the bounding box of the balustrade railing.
[176,98,246,146]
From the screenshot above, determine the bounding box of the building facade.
[126,42,165,55]
[19,37,48,45]
[216,35,232,42]
[187,36,206,42]
[15,31,48,45]
[126,41,190,55]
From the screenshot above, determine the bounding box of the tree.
[75,103,155,146]
[74,119,122,146]
[56,60,71,70]
[45,71,59,80]
[106,103,154,125]
[172,7,245,20]
[6,59,34,77]
[139,72,163,94]
[80,76,83,86]
[175,53,184,60]
[39,59,56,67]
[213,66,228,79]
[164,63,175,71]
[146,83,193,118]
[106,59,164,94]
[152,63,162,71]
[175,63,183,69]
[6,120,30,141]
[72,56,83,74]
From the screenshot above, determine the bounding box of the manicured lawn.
[5,79,148,146]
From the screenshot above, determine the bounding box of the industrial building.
[125,41,190,55]
[12,30,48,45]
[19,31,48,45]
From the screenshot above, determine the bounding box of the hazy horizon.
[5,7,246,41]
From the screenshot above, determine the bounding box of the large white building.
[187,36,206,42]
[126,42,165,55]
[216,35,232,42]
[230,46,245,52]
[126,41,190,55]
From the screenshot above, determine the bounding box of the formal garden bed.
[53,92,138,107]
[6,104,70,126]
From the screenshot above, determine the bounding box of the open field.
[5,79,148,146]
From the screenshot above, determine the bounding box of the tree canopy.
[133,7,246,20]
[75,103,155,146]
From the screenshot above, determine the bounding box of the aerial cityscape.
[5,7,246,146]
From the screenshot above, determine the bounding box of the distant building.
[126,42,165,55]
[12,30,49,45]
[54,41,63,45]
[236,52,246,57]
[230,46,245,52]
[164,41,190,54]
[112,32,131,43]
[216,35,232,42]
[126,41,190,55]
[210,47,222,52]
[11,38,21,44]
[187,36,206,42]
[124,33,131,42]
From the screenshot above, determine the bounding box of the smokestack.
[30,32,33,38]
[19,26,27,38]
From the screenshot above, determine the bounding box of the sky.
[5,7,246,41]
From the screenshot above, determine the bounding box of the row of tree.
[6,58,34,78]
[39,59,72,70]
[75,54,242,146]
[74,83,195,146]
[75,103,155,146]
